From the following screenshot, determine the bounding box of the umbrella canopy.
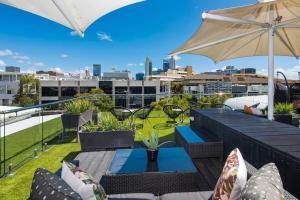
[171,0,300,120]
[0,0,144,37]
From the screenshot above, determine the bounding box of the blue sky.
[0,0,300,79]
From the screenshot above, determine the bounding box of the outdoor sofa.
[29,156,297,200]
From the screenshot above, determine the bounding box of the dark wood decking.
[193,158,222,191]
[191,109,300,198]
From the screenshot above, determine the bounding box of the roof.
[181,74,299,85]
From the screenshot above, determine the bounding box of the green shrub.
[83,114,131,132]
[198,94,231,108]
[151,94,191,111]
[274,103,294,115]
[77,88,113,112]
[64,99,93,114]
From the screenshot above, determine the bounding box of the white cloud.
[0,49,13,57]
[50,67,64,74]
[0,60,6,67]
[61,54,69,58]
[12,55,30,60]
[70,31,79,36]
[167,55,181,61]
[32,62,44,67]
[127,63,144,67]
[97,32,113,42]
[257,65,300,80]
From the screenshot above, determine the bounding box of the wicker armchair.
[110,107,133,124]
[163,104,184,124]
[132,106,154,128]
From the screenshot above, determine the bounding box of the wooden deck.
[191,108,300,198]
[192,158,222,191]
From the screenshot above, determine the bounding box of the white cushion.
[61,161,106,200]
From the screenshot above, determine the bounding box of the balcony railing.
[0,92,263,177]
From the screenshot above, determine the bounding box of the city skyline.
[1,0,300,79]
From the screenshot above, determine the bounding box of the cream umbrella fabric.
[171,0,300,120]
[0,0,144,37]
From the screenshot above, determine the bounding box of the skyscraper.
[93,64,101,78]
[136,72,145,80]
[163,59,170,72]
[145,57,152,76]
[169,56,176,70]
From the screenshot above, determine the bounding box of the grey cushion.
[241,163,285,200]
[161,191,213,200]
[108,193,156,200]
[30,168,82,200]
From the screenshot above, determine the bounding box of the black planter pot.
[274,114,293,125]
[61,110,93,131]
[79,130,134,151]
[147,149,159,162]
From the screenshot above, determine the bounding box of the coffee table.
[100,147,200,195]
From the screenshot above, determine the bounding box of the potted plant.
[79,114,134,151]
[61,99,93,132]
[274,103,294,125]
[138,130,173,162]
[77,88,113,124]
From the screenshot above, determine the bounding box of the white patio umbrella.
[0,0,144,37]
[170,0,300,120]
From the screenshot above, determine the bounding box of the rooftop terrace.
[0,94,299,199]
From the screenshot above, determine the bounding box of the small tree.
[171,83,184,94]
[77,88,113,112]
[14,74,40,106]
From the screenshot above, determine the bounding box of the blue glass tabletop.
[108,147,197,175]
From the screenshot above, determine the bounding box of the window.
[7,90,12,94]
[144,87,156,94]
[61,87,77,97]
[80,87,96,94]
[130,87,142,94]
[42,87,59,97]
[99,81,113,94]
[115,87,128,94]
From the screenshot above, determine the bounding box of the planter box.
[79,130,134,151]
[61,110,93,131]
[274,114,292,125]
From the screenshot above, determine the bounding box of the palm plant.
[274,103,295,115]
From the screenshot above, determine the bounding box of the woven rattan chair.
[132,106,154,129]
[163,104,184,124]
[110,107,133,125]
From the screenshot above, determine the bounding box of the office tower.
[169,56,176,70]
[163,59,170,72]
[136,72,145,80]
[145,57,153,76]
[5,66,20,73]
[93,64,101,78]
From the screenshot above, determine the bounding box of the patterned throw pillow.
[61,161,107,200]
[30,168,82,200]
[212,148,247,200]
[241,163,285,200]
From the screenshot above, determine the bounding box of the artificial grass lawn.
[0,110,189,200]
[0,141,80,200]
[0,117,63,173]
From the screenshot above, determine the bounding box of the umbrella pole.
[268,27,275,120]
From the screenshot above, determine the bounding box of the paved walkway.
[0,114,61,137]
